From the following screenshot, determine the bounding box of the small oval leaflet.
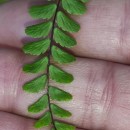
[28,94,48,113]
[51,104,72,118]
[54,28,77,48]
[49,65,74,83]
[55,121,76,130]
[23,75,47,93]
[52,46,76,64]
[56,11,80,33]
[62,0,86,15]
[34,111,52,128]
[25,21,52,38]
[23,39,50,56]
[23,57,48,73]
[49,86,72,101]
[29,4,57,19]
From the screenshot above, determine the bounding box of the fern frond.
[23,0,89,129]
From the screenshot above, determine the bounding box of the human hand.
[0,0,130,130]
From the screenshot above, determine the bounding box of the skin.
[0,0,130,130]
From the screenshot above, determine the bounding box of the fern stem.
[46,0,61,129]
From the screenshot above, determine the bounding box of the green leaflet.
[35,111,52,128]
[23,39,50,56]
[23,75,47,93]
[81,0,89,3]
[29,4,57,19]
[49,86,72,101]
[62,0,86,15]
[51,104,72,118]
[28,94,48,113]
[23,57,48,73]
[54,28,77,48]
[49,65,74,83]
[52,46,76,64]
[56,11,80,33]
[55,121,75,130]
[25,21,52,38]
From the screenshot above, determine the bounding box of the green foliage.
[51,104,72,118]
[52,46,76,64]
[29,4,57,19]
[25,21,52,38]
[57,11,80,33]
[49,86,72,101]
[28,94,48,113]
[62,0,86,15]
[54,28,77,48]
[23,75,47,93]
[23,39,50,56]
[55,121,75,130]
[81,0,89,3]
[49,65,73,83]
[35,111,52,128]
[23,57,48,73]
[23,0,88,129]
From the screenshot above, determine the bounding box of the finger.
[0,0,130,64]
[0,111,42,130]
[1,48,130,130]
[0,111,85,130]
